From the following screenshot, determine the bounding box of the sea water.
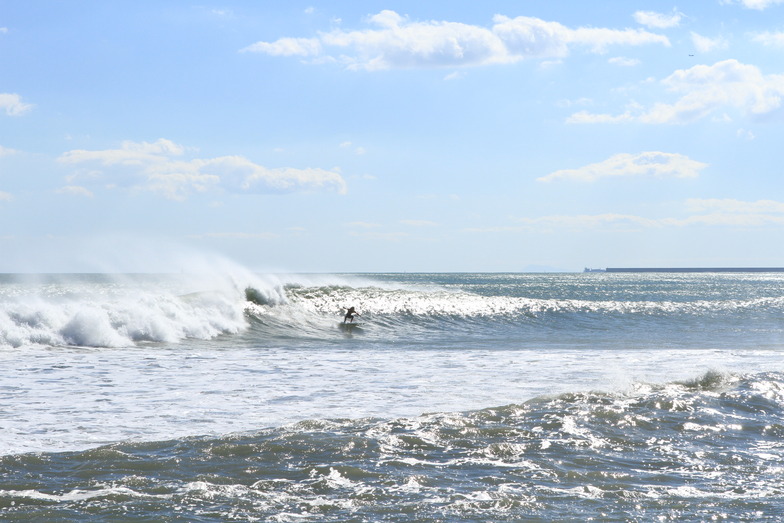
[1,272,784,520]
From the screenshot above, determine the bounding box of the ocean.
[1,271,784,521]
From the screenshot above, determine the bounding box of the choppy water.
[2,272,784,520]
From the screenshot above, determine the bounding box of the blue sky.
[2,0,784,272]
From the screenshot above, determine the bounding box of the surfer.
[343,306,360,323]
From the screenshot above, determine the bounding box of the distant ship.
[583,267,606,273]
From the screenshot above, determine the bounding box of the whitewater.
[2,271,784,520]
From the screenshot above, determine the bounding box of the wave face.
[2,371,784,521]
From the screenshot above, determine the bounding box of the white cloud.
[242,37,322,57]
[60,138,186,165]
[568,59,784,124]
[243,10,669,70]
[57,185,94,198]
[538,151,707,182]
[492,15,669,56]
[58,139,347,200]
[0,93,33,116]
[0,191,11,202]
[608,56,640,67]
[691,32,728,53]
[753,31,784,47]
[633,10,683,29]
[731,0,784,9]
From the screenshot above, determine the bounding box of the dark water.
[2,272,784,520]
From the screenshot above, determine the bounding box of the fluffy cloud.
[0,191,11,202]
[730,0,784,9]
[691,32,728,53]
[538,152,707,182]
[247,37,322,57]
[60,138,186,165]
[568,59,784,124]
[633,10,682,29]
[608,57,640,67]
[58,139,347,200]
[243,10,669,70]
[0,93,33,116]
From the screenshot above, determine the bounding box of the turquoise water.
[2,272,784,520]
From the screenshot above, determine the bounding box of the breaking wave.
[3,272,784,348]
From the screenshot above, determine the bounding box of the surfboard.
[338,322,363,330]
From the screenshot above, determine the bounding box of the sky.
[2,0,784,273]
